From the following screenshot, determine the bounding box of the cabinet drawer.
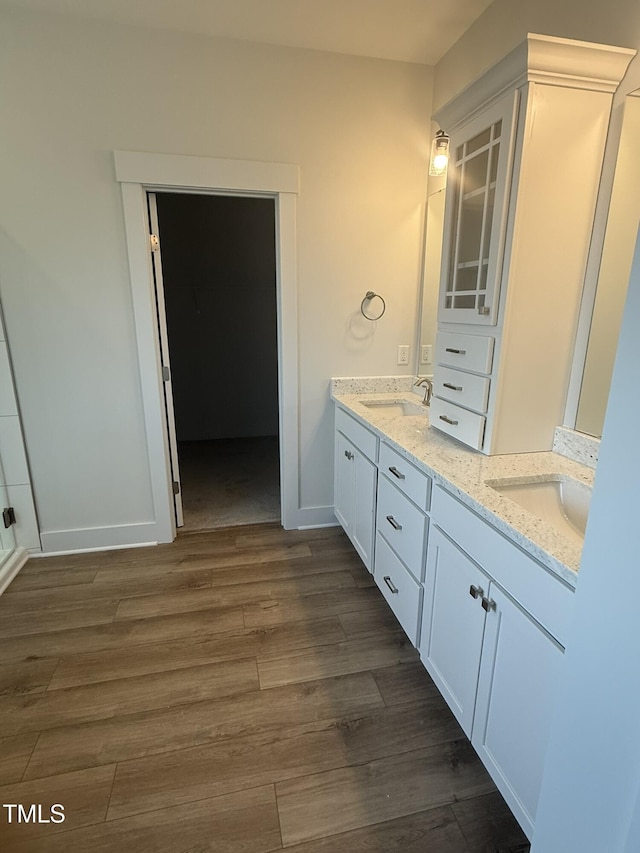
[379,441,431,510]
[335,407,378,463]
[431,486,575,646]
[430,397,486,451]
[374,533,422,646]
[436,331,494,374]
[433,366,490,414]
[376,475,428,581]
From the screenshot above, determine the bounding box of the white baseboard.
[297,505,339,529]
[0,547,29,595]
[35,510,340,553]
[38,522,160,555]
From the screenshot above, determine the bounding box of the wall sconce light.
[429,129,450,177]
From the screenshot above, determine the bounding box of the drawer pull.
[344,450,354,460]
[445,347,466,355]
[443,382,463,392]
[439,415,459,426]
[386,515,403,531]
[383,576,399,594]
[469,584,483,599]
[388,466,405,480]
[482,597,496,612]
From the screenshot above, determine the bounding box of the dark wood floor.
[0,524,529,852]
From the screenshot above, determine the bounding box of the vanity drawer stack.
[373,441,431,646]
[430,330,495,451]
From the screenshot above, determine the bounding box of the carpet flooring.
[178,436,280,531]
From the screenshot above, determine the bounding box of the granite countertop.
[331,387,595,588]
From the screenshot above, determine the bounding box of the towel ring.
[360,291,386,321]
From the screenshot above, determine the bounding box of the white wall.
[532,226,640,852]
[0,7,432,546]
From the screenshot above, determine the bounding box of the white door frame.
[115,151,300,541]
[146,191,184,528]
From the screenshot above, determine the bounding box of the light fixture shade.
[429,130,450,177]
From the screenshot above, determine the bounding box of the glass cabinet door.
[439,91,519,326]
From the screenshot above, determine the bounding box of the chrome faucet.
[414,377,433,405]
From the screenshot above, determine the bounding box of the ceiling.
[0,0,495,65]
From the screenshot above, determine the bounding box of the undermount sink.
[359,399,427,418]
[486,475,591,544]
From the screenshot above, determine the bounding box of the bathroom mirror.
[572,92,640,437]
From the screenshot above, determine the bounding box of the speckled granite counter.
[331,387,595,588]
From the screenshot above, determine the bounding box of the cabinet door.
[351,449,377,572]
[439,91,518,326]
[334,431,355,534]
[420,527,488,736]
[472,583,564,841]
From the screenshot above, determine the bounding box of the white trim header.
[114,150,299,195]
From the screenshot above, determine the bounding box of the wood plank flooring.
[0,523,530,852]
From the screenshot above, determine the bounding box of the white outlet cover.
[397,345,410,365]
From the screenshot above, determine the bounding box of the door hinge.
[3,507,16,529]
[150,234,160,253]
[162,365,170,382]
[172,481,180,495]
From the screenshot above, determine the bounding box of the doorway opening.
[149,191,280,532]
[116,150,300,541]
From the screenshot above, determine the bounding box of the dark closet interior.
[155,193,280,529]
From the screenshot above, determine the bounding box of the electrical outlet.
[421,344,433,365]
[397,345,410,365]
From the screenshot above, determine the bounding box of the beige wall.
[434,0,640,111]
[0,7,432,542]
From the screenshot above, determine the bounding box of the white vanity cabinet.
[421,485,574,839]
[333,407,432,640]
[431,34,635,454]
[334,408,378,571]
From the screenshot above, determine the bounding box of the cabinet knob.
[469,584,483,599]
[383,576,399,594]
[388,466,405,480]
[481,597,496,612]
[443,382,463,392]
[439,415,459,426]
[344,450,354,460]
[386,515,403,531]
[445,347,466,355]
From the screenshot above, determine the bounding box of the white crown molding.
[435,33,636,132]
